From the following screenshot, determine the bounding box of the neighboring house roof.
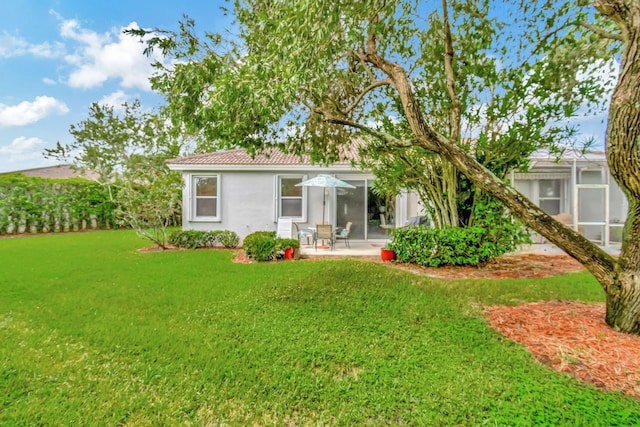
[1,164,99,180]
[167,146,362,172]
[529,148,608,169]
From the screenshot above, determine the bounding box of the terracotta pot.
[380,248,395,262]
[284,247,295,260]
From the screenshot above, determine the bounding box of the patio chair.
[314,223,334,251]
[334,221,352,248]
[293,222,313,245]
[276,217,293,238]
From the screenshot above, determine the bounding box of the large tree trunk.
[595,0,640,333]
[362,1,640,334]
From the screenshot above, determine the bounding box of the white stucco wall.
[180,169,373,241]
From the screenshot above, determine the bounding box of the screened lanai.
[509,150,627,246]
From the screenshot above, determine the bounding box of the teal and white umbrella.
[296,174,355,223]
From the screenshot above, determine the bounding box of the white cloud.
[0,96,69,127]
[0,31,65,59]
[0,137,57,173]
[58,17,160,91]
[98,90,130,110]
[0,136,46,155]
[42,77,57,85]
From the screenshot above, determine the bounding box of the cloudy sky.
[0,0,230,173]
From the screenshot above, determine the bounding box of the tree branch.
[317,110,409,147]
[580,21,624,41]
[441,0,462,144]
[342,78,392,114]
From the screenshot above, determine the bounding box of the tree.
[115,154,182,248]
[135,0,640,333]
[45,101,185,248]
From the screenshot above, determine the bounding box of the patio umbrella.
[296,174,355,223]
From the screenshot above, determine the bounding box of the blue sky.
[0,0,230,173]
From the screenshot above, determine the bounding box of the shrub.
[169,229,240,249]
[212,230,240,248]
[390,203,530,267]
[242,232,300,261]
[0,173,117,234]
[275,238,300,251]
[243,231,278,261]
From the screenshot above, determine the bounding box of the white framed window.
[276,175,306,221]
[538,179,562,215]
[191,174,220,221]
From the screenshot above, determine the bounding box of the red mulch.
[485,302,640,399]
[384,253,585,279]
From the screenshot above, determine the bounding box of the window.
[192,175,220,221]
[538,179,561,215]
[277,175,306,220]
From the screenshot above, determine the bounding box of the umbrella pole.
[322,189,326,224]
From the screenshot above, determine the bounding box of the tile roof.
[167,145,360,166]
[1,164,99,180]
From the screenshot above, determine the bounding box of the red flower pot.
[380,248,395,262]
[284,247,295,260]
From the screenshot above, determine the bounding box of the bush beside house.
[169,230,240,249]
[243,231,300,262]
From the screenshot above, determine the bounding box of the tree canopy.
[134,0,640,334]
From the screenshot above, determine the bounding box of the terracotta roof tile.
[167,146,360,166]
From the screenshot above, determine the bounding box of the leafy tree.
[115,155,182,248]
[134,1,640,334]
[46,101,186,248]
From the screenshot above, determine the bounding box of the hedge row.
[389,224,525,267]
[169,229,240,249]
[0,173,117,234]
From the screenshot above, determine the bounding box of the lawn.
[1,231,638,425]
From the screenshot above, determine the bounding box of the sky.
[0,0,231,173]
[0,1,613,174]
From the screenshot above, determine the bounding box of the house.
[167,147,425,242]
[168,147,626,246]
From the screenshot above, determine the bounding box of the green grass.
[1,231,638,425]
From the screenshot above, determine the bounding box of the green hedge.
[389,224,527,267]
[169,230,240,249]
[0,173,116,234]
[242,231,300,262]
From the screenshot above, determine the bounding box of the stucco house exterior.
[167,147,424,242]
[168,147,626,246]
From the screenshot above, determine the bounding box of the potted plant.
[276,238,300,260]
[381,243,396,262]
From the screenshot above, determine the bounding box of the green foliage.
[275,238,300,250]
[46,101,187,248]
[243,231,278,261]
[1,231,638,425]
[213,230,240,248]
[114,157,182,248]
[0,173,116,234]
[390,201,531,267]
[169,229,239,249]
[242,231,299,261]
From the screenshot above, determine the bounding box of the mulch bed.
[485,302,640,399]
[383,253,585,279]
